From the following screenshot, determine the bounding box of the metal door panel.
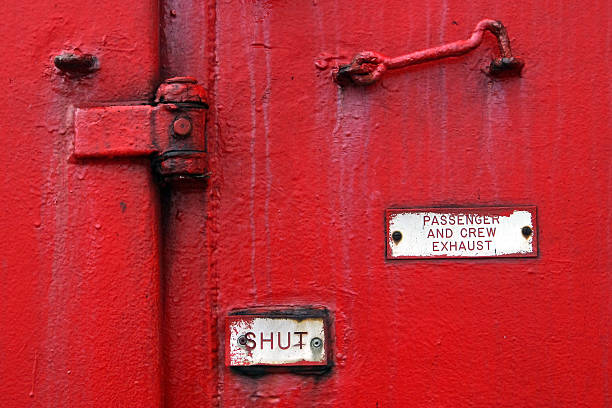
[0,1,162,406]
[210,1,611,406]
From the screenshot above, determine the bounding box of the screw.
[311,337,323,348]
[521,226,533,238]
[237,335,247,346]
[172,117,192,138]
[391,231,402,243]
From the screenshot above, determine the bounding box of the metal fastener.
[237,335,247,346]
[392,231,403,243]
[172,117,192,138]
[521,226,533,238]
[311,337,323,348]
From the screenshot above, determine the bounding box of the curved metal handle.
[333,19,524,86]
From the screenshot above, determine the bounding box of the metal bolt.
[311,337,323,348]
[172,117,192,138]
[391,231,402,243]
[237,335,247,346]
[521,226,533,238]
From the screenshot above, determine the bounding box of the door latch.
[334,19,524,86]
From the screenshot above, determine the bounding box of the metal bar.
[334,19,524,85]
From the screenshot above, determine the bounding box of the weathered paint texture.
[211,1,611,406]
[0,1,163,406]
[0,1,611,408]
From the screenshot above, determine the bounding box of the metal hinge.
[73,76,208,185]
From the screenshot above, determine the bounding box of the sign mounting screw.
[391,231,402,243]
[311,337,323,348]
[521,226,533,238]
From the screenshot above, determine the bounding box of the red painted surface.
[210,1,611,406]
[0,0,163,406]
[0,1,611,408]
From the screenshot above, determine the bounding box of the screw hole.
[391,231,402,243]
[521,226,533,238]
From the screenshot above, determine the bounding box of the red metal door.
[0,1,165,406]
[1,1,611,407]
[210,1,610,407]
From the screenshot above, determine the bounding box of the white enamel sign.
[386,207,537,259]
[226,312,329,368]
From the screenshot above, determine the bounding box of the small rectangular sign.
[226,308,330,369]
[386,206,537,259]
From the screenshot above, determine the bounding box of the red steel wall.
[0,0,610,407]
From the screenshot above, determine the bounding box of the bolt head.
[238,335,247,346]
[173,117,192,137]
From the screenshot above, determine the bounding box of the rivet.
[521,226,533,238]
[172,117,192,138]
[237,335,247,346]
